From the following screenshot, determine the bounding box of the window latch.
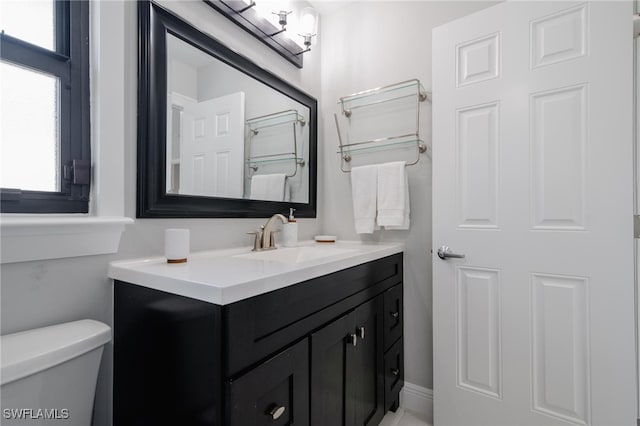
[63,159,91,185]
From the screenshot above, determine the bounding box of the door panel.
[456,267,501,399]
[351,297,384,426]
[383,337,404,412]
[383,284,403,350]
[530,84,587,230]
[531,273,589,425]
[456,102,500,229]
[227,338,309,426]
[311,313,354,426]
[310,297,385,426]
[433,2,636,425]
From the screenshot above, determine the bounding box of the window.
[0,0,90,213]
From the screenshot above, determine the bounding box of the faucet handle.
[247,231,262,251]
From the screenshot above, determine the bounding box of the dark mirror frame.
[137,1,317,218]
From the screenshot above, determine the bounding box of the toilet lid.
[1,319,111,385]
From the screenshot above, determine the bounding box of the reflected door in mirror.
[168,92,245,198]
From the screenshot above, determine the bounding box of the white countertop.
[109,240,404,305]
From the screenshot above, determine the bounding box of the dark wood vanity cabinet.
[114,253,403,426]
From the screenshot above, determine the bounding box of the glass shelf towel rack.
[246,109,306,178]
[335,79,430,173]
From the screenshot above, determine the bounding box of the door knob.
[267,405,286,420]
[347,333,358,347]
[437,246,465,260]
[356,326,365,340]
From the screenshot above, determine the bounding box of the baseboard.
[400,382,433,421]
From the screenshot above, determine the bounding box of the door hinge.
[634,14,640,39]
[634,215,640,238]
[63,159,91,185]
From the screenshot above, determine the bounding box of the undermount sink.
[234,245,357,264]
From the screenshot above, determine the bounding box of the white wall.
[319,1,498,391]
[0,2,320,426]
[169,60,198,100]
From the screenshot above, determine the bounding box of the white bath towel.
[250,173,288,201]
[376,161,410,230]
[351,164,378,234]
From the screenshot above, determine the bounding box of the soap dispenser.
[282,208,298,247]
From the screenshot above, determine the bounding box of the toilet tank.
[1,320,111,426]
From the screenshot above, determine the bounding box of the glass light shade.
[299,7,318,36]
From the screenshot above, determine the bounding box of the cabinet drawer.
[227,339,309,426]
[383,284,403,350]
[225,253,403,376]
[384,337,404,412]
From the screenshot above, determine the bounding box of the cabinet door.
[350,296,385,426]
[383,284,403,351]
[310,312,356,426]
[227,339,309,426]
[384,337,404,412]
[310,296,385,426]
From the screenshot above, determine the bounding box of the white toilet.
[1,320,111,426]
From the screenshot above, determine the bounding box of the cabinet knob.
[391,368,400,376]
[267,405,286,420]
[356,326,365,340]
[390,311,399,319]
[348,333,358,347]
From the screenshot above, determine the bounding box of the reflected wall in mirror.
[138,1,317,218]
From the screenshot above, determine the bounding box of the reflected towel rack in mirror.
[246,109,306,178]
[334,79,430,173]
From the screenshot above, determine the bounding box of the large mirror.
[137,1,317,218]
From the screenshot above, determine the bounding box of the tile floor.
[380,408,432,426]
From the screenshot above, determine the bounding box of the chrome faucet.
[248,214,288,251]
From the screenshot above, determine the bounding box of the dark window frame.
[0,0,90,213]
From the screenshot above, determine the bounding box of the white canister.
[165,228,190,263]
[281,222,298,247]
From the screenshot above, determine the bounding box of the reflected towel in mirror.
[250,173,290,202]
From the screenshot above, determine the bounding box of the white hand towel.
[351,165,378,234]
[284,178,291,202]
[384,171,410,230]
[377,161,410,229]
[250,173,287,201]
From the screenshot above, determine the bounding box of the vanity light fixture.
[270,10,291,36]
[297,6,318,55]
[203,0,311,68]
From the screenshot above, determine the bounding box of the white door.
[433,2,636,425]
[180,92,245,198]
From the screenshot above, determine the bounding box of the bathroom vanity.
[110,242,404,426]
